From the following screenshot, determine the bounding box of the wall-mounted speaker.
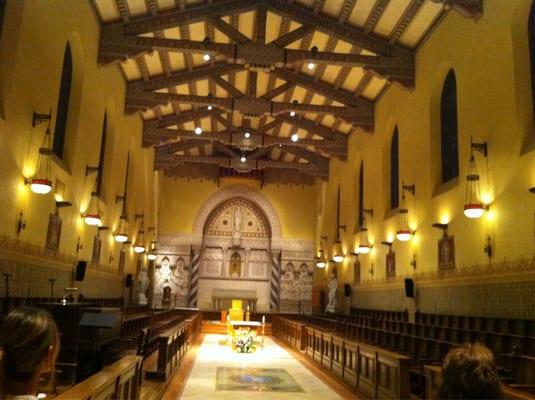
[404,278,415,298]
[344,283,351,297]
[125,274,133,288]
[75,261,87,282]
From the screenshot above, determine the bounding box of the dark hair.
[0,307,59,382]
[438,342,503,399]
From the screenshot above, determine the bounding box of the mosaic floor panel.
[216,367,304,392]
[179,334,342,399]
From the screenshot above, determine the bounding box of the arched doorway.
[197,197,273,312]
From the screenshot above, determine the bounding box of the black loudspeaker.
[75,261,87,282]
[125,274,133,288]
[404,278,415,298]
[344,283,351,297]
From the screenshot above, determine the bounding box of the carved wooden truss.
[96,0,482,184]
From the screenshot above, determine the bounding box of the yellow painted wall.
[0,0,157,286]
[317,0,535,294]
[159,176,319,241]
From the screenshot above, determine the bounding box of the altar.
[212,288,258,312]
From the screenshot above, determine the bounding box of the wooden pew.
[145,314,200,381]
[54,355,143,400]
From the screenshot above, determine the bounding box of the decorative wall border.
[192,185,282,239]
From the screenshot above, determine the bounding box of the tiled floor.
[178,334,344,399]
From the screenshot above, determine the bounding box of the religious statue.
[326,273,338,313]
[230,252,241,278]
[138,269,150,305]
[232,206,242,246]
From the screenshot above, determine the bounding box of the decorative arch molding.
[192,184,282,239]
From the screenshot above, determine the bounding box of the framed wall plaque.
[386,250,396,278]
[46,213,62,251]
[438,234,455,270]
[353,260,361,285]
[92,236,102,264]
[119,248,126,272]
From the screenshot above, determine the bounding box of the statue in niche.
[232,206,242,246]
[138,268,150,305]
[229,252,241,278]
[162,286,172,308]
[326,272,338,313]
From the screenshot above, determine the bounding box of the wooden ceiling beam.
[265,0,411,57]
[431,0,483,19]
[103,35,412,85]
[212,75,244,98]
[207,16,250,44]
[127,91,370,123]
[271,25,314,48]
[144,108,223,130]
[262,82,294,100]
[127,62,243,92]
[104,0,262,35]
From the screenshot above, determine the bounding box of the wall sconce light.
[410,254,417,269]
[16,211,26,237]
[464,138,489,219]
[316,236,327,268]
[147,240,158,261]
[83,191,102,226]
[381,241,393,248]
[484,235,492,259]
[332,186,345,263]
[25,112,54,195]
[432,222,448,231]
[115,215,129,243]
[358,227,372,254]
[76,237,83,253]
[397,183,416,242]
[133,213,146,253]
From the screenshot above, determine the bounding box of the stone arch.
[193,185,282,239]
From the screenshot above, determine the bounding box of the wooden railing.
[273,316,412,399]
[54,355,143,400]
[145,313,201,381]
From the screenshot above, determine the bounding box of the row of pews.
[273,308,535,399]
[50,304,201,399]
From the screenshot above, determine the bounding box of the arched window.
[390,127,399,210]
[440,69,459,183]
[529,1,535,115]
[358,161,364,230]
[96,112,107,196]
[53,43,73,159]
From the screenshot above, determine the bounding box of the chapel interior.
[0,0,534,399]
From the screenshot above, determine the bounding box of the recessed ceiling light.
[240,156,246,163]
[203,53,211,61]
[244,132,251,138]
[194,127,202,135]
[307,62,315,70]
[291,133,299,142]
[290,111,296,117]
[207,105,213,110]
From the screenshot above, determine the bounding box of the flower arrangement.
[234,328,256,353]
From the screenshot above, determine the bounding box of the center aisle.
[167,334,349,399]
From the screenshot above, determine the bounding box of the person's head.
[0,307,59,395]
[438,342,503,399]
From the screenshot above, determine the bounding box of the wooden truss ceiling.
[94,0,482,184]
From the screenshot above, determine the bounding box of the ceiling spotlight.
[207,105,213,110]
[291,133,299,142]
[289,111,296,117]
[203,53,211,61]
[194,126,202,135]
[307,62,315,70]
[244,132,251,139]
[240,156,247,163]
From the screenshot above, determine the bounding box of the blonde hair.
[0,307,59,390]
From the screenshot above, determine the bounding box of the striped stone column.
[270,251,281,311]
[187,246,201,308]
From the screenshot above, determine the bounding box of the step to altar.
[201,321,272,335]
